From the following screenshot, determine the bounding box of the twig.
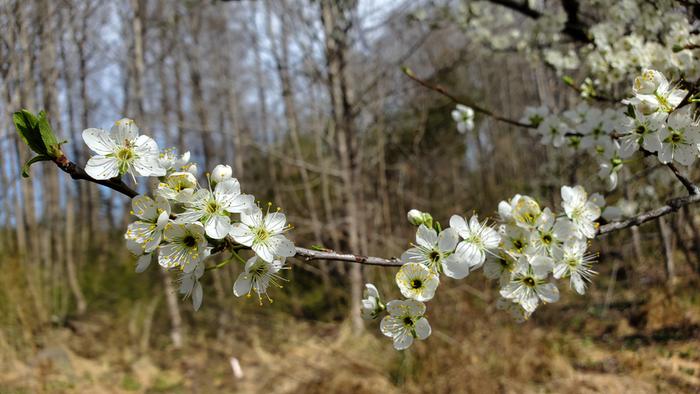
[597,193,700,235]
[402,68,534,128]
[294,247,402,267]
[665,162,700,195]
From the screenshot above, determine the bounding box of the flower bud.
[211,164,233,183]
[407,209,424,225]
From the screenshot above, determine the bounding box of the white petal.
[380,315,398,337]
[233,273,252,297]
[442,254,470,279]
[192,281,203,311]
[229,223,254,246]
[252,242,275,263]
[415,225,437,248]
[135,254,152,273]
[268,235,296,258]
[85,156,120,180]
[413,317,431,340]
[437,228,458,252]
[537,283,560,303]
[205,214,231,239]
[82,128,116,155]
[133,155,166,177]
[241,208,263,227]
[131,195,157,221]
[393,333,414,350]
[264,212,287,233]
[110,118,139,142]
[449,215,469,238]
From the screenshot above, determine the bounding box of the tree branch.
[665,162,700,195]
[53,154,138,198]
[403,68,534,128]
[46,150,700,266]
[597,194,700,235]
[487,0,591,43]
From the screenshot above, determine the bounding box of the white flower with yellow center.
[380,299,431,350]
[158,222,210,272]
[645,107,700,166]
[229,207,296,263]
[499,255,559,313]
[395,262,439,302]
[401,225,458,273]
[630,69,687,114]
[361,283,385,320]
[125,195,170,253]
[177,178,254,239]
[561,185,601,239]
[449,214,500,269]
[553,239,597,295]
[233,256,286,303]
[82,118,165,180]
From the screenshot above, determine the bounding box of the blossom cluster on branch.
[362,183,601,350]
[516,69,698,192]
[82,120,295,310]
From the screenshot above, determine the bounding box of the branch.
[402,68,534,128]
[294,247,403,267]
[597,194,700,235]
[45,150,700,265]
[487,0,591,43]
[665,162,700,195]
[47,152,401,267]
[53,154,138,198]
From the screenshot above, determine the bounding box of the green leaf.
[13,110,47,155]
[37,111,60,157]
[562,76,575,86]
[625,103,636,119]
[21,155,52,178]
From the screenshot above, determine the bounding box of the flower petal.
[82,128,116,155]
[85,155,120,180]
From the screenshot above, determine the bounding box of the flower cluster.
[520,69,698,191]
[364,184,601,349]
[83,119,295,310]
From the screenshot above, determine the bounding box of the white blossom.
[499,255,559,313]
[159,222,210,272]
[451,104,475,133]
[561,185,601,239]
[401,225,458,274]
[449,214,500,269]
[395,262,439,302]
[177,178,254,239]
[361,283,384,320]
[233,256,286,303]
[83,118,165,180]
[229,207,296,262]
[380,299,431,350]
[553,239,597,295]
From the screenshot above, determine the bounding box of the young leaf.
[37,111,60,157]
[13,110,47,155]
[21,155,52,178]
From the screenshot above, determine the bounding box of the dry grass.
[1,270,699,394]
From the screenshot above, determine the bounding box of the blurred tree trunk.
[320,0,363,332]
[657,217,676,286]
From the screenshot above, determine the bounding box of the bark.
[320,0,364,332]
